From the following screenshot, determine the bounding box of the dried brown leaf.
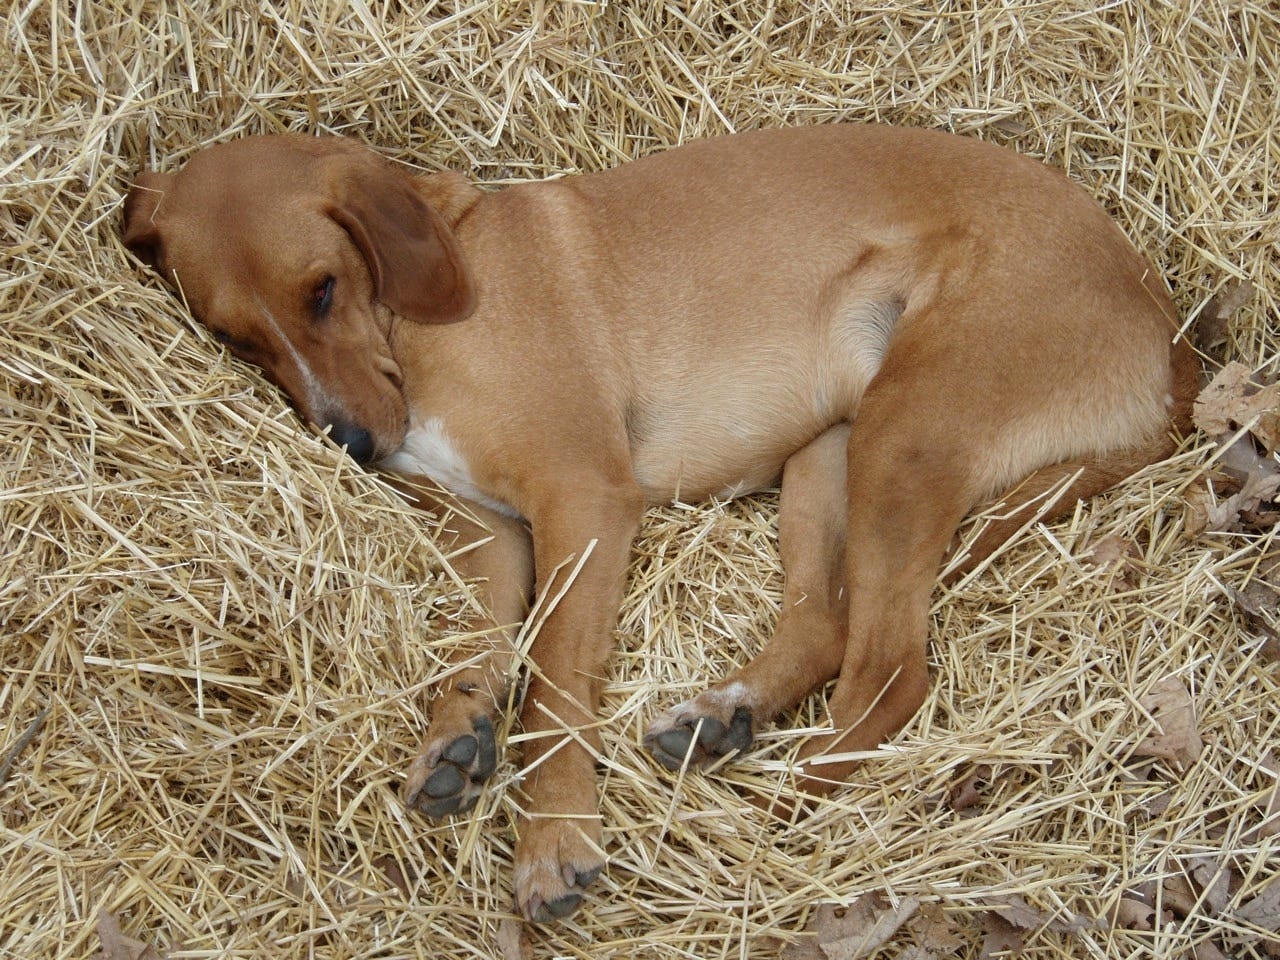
[984,893,1091,935]
[948,764,993,811]
[779,935,825,960]
[1086,535,1139,566]
[1111,897,1158,931]
[1235,469,1280,520]
[1186,462,1280,536]
[1191,859,1232,915]
[1237,880,1280,936]
[1218,433,1280,485]
[1195,279,1255,356]
[904,902,965,959]
[1195,362,1280,450]
[1192,937,1232,960]
[1188,365,1280,535]
[496,918,533,960]
[372,854,412,898]
[1184,488,1221,537]
[1230,556,1280,657]
[788,895,921,960]
[977,913,1025,959]
[94,912,163,960]
[323,859,408,908]
[1135,678,1202,769]
[1164,874,1200,917]
[1258,751,1280,839]
[1084,534,1141,588]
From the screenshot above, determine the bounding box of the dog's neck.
[418,170,484,229]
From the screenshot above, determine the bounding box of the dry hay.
[2,2,1278,958]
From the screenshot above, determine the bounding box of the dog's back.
[443,125,1193,507]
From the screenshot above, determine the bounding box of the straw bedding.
[2,2,1277,957]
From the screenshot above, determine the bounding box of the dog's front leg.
[512,473,644,923]
[394,483,535,820]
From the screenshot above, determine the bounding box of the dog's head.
[122,135,475,462]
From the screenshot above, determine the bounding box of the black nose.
[329,422,375,464]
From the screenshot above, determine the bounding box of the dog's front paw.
[644,693,755,771]
[514,815,605,923]
[404,713,499,820]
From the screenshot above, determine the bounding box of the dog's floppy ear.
[327,160,476,325]
[122,170,174,268]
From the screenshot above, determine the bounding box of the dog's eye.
[313,276,335,317]
[213,329,259,357]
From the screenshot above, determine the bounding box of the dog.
[122,125,1197,922]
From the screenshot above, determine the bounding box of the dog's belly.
[623,298,897,504]
[630,429,795,503]
[626,379,840,504]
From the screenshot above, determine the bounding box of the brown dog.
[122,125,1197,921]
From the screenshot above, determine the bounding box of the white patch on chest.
[379,417,520,518]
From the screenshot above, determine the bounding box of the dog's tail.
[940,436,1173,581]
[944,332,1200,582]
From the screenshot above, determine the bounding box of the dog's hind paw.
[644,704,754,771]
[403,714,498,819]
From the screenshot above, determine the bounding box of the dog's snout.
[329,421,375,463]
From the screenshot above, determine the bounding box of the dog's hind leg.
[788,345,1019,797]
[397,486,534,820]
[645,423,851,770]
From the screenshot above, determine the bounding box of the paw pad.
[527,865,603,923]
[406,715,498,820]
[646,707,753,770]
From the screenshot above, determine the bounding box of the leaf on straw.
[94,912,164,960]
[975,894,1093,957]
[948,763,993,811]
[1229,556,1280,658]
[495,918,533,960]
[1085,535,1139,567]
[983,893,1092,935]
[1195,279,1255,357]
[1194,362,1280,453]
[780,933,826,960]
[977,913,1025,959]
[1161,860,1230,919]
[1084,535,1141,589]
[1145,789,1174,817]
[1257,751,1280,839]
[1217,431,1280,488]
[785,895,920,960]
[1237,880,1280,935]
[1191,859,1232,915]
[1192,938,1232,960]
[372,855,413,898]
[1187,364,1280,535]
[1110,897,1159,931]
[1134,678,1202,769]
[323,858,410,908]
[899,903,965,960]
[1164,877,1197,919]
[1185,471,1280,535]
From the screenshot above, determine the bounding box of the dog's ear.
[327,161,476,325]
[122,170,174,268]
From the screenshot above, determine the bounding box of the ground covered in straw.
[2,2,1278,958]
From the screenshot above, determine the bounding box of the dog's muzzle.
[329,421,375,464]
